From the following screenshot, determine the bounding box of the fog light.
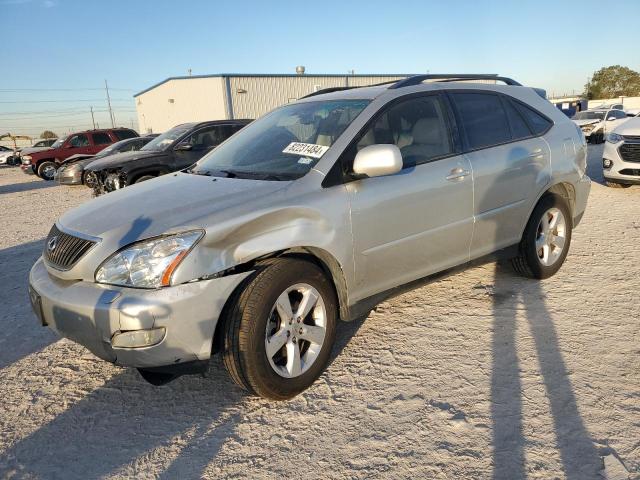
[111,328,166,348]
[603,158,613,169]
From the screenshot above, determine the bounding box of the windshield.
[51,136,68,149]
[141,125,192,151]
[192,99,370,180]
[573,111,605,120]
[95,139,126,157]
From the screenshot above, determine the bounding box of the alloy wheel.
[264,283,327,378]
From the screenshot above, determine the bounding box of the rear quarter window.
[513,102,553,135]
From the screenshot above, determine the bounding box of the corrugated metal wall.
[228,75,407,119]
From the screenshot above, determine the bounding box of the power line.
[0,87,135,92]
[0,98,133,104]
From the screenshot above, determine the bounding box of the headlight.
[581,124,596,133]
[95,230,204,288]
[22,155,32,164]
[607,132,623,144]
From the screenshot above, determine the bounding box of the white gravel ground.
[0,147,638,480]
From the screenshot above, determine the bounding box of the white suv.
[572,107,628,144]
[603,116,640,187]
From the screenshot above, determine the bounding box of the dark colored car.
[21,128,139,180]
[85,120,251,194]
[55,136,157,186]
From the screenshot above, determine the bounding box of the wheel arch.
[211,246,351,356]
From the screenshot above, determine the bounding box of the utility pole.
[90,106,96,129]
[104,79,115,127]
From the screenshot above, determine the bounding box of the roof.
[133,73,413,97]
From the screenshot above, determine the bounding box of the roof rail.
[388,74,522,89]
[301,86,357,99]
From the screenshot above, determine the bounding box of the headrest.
[412,117,443,144]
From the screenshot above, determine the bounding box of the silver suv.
[28,74,591,399]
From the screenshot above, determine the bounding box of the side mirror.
[353,144,403,178]
[607,116,616,121]
[175,143,192,151]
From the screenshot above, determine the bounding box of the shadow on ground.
[0,239,57,370]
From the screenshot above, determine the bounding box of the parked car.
[572,108,628,143]
[28,74,590,399]
[0,145,15,165]
[602,116,640,188]
[18,138,57,157]
[55,136,156,186]
[20,128,138,180]
[84,120,250,195]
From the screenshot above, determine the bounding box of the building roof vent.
[295,66,305,75]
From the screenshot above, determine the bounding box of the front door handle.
[446,167,471,181]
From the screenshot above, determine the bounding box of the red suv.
[21,128,139,180]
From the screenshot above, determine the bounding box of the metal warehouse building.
[133,72,410,133]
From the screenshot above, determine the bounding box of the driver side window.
[184,127,223,151]
[353,95,452,169]
[69,134,89,147]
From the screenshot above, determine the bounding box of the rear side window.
[113,129,138,140]
[502,99,532,140]
[513,102,552,135]
[92,132,112,145]
[452,93,511,150]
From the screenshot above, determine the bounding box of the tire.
[605,180,631,188]
[37,161,57,181]
[135,175,155,183]
[222,257,337,400]
[511,194,572,279]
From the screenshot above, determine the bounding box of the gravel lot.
[0,146,638,480]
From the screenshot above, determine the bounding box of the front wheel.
[37,161,57,181]
[222,258,337,400]
[511,194,572,279]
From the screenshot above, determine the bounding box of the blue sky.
[2,0,639,136]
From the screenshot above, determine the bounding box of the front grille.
[619,168,640,177]
[44,224,96,270]
[619,143,640,163]
[622,135,640,141]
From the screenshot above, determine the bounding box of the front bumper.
[55,167,83,185]
[603,140,640,184]
[29,258,251,368]
[20,163,35,175]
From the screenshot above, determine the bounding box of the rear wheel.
[37,161,57,181]
[222,258,337,400]
[511,194,572,279]
[605,180,631,188]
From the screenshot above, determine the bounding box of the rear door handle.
[446,167,471,181]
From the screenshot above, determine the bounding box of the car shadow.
[484,143,601,479]
[0,179,58,195]
[0,239,57,370]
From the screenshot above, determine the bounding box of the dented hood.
[84,150,167,171]
[58,172,290,242]
[572,118,601,127]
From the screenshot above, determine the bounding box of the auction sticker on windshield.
[282,142,329,159]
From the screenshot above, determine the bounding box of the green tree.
[40,130,58,139]
[585,65,640,99]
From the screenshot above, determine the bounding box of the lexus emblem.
[47,236,58,252]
